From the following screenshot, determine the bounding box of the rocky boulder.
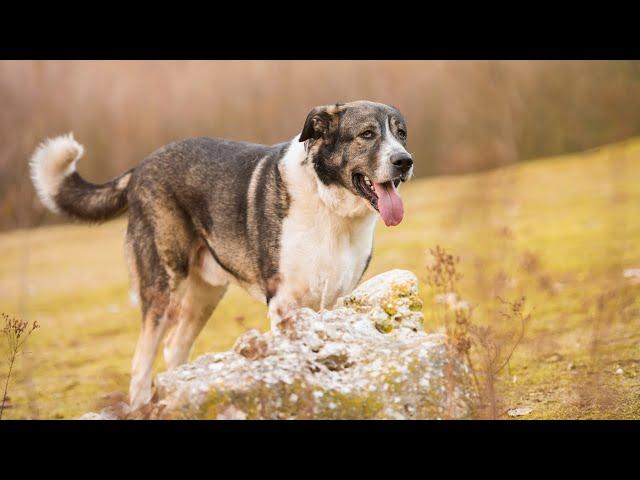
[81,270,477,420]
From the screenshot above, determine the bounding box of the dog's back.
[128,137,291,294]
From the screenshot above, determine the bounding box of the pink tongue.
[373,181,404,227]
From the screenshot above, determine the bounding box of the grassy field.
[1,138,639,419]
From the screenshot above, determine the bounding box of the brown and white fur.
[29,100,414,409]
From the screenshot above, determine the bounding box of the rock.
[78,412,107,420]
[216,404,248,420]
[81,269,477,420]
[78,401,129,420]
[233,329,271,360]
[507,407,533,417]
[623,268,640,284]
[338,269,424,334]
[623,268,640,278]
[615,367,624,375]
[544,353,563,363]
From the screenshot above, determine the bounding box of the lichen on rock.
[340,269,424,334]
[80,269,476,420]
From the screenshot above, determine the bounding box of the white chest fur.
[277,137,377,311]
[279,197,376,309]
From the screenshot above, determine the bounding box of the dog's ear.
[299,105,341,142]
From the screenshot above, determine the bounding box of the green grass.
[1,138,639,419]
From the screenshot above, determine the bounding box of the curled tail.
[30,133,133,222]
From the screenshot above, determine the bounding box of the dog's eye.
[359,130,375,139]
[397,129,407,140]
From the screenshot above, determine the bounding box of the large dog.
[29,100,413,408]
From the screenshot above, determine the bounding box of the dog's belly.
[196,243,267,302]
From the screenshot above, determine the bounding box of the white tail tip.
[29,133,85,213]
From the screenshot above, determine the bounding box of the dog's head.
[299,100,413,227]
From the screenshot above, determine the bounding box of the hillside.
[1,138,639,419]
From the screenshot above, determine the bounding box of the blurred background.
[1,61,639,419]
[1,60,640,230]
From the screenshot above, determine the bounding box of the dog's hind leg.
[129,287,174,409]
[163,242,229,370]
[127,200,193,410]
[163,275,227,370]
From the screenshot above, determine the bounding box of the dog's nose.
[391,153,413,174]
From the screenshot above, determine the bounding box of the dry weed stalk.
[425,245,531,419]
[425,245,462,294]
[1,313,39,419]
[468,297,530,418]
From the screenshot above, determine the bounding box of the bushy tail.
[29,133,133,222]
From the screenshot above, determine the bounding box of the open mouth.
[353,173,379,209]
[353,173,405,227]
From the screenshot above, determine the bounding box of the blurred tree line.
[1,60,639,230]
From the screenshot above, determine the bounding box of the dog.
[29,100,414,408]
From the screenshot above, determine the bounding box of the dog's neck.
[281,135,375,220]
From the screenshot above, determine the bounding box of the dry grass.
[0,136,639,419]
[2,60,640,230]
[424,245,532,419]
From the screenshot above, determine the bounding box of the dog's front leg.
[267,290,299,331]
